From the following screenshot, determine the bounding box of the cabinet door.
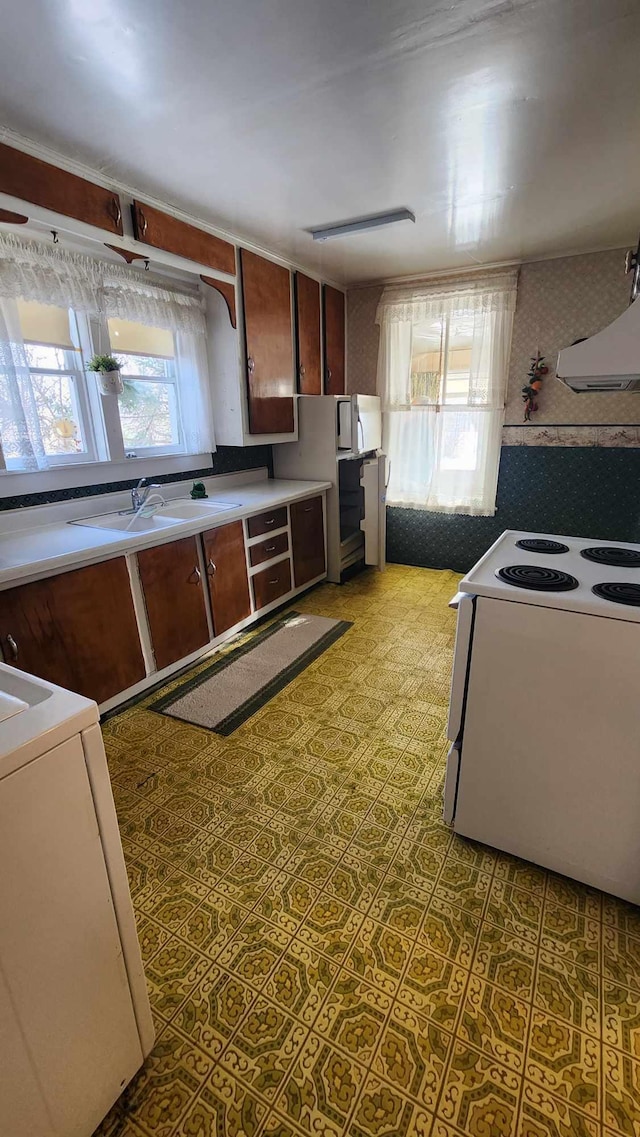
[0,559,145,704]
[323,285,346,395]
[295,273,322,395]
[202,521,251,636]
[290,496,326,587]
[240,249,295,434]
[137,537,209,670]
[0,143,123,235]
[132,201,235,276]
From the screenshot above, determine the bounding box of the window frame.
[110,327,186,459]
[0,309,212,487]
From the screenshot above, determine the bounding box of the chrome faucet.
[131,478,162,511]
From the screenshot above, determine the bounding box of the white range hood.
[556,287,640,393]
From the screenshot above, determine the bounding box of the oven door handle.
[446,593,475,743]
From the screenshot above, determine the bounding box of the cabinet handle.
[304,506,313,512]
[207,559,216,576]
[265,544,276,552]
[327,367,332,381]
[138,207,148,237]
[190,566,201,584]
[264,518,275,525]
[268,577,280,584]
[299,363,305,378]
[6,634,18,661]
[110,195,121,228]
[247,357,255,374]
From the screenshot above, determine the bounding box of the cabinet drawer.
[252,560,292,610]
[247,506,287,538]
[249,532,289,567]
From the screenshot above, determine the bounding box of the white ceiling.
[0,0,639,285]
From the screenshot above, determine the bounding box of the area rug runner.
[150,611,351,735]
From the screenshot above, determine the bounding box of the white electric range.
[444,529,640,904]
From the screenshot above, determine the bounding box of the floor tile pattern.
[95,565,640,1137]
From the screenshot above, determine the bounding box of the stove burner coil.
[496,564,580,591]
[581,546,640,569]
[592,582,640,606]
[515,539,570,554]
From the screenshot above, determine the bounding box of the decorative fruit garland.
[522,351,549,421]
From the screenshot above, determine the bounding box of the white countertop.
[0,473,331,590]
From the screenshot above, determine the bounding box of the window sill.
[0,453,215,498]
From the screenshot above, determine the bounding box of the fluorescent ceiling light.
[308,208,415,242]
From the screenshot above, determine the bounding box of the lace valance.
[375,267,519,325]
[0,231,206,335]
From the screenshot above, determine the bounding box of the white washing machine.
[0,663,154,1137]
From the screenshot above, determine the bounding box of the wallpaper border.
[502,425,640,447]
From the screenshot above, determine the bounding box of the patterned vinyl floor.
[96,565,640,1137]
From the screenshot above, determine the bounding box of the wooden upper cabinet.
[295,273,322,395]
[202,521,251,636]
[131,200,236,276]
[137,537,210,670]
[290,496,326,587]
[0,559,144,704]
[0,143,124,235]
[240,249,295,435]
[323,285,346,395]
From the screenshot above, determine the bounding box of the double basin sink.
[69,498,241,534]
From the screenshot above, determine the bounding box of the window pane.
[118,380,180,449]
[443,314,473,404]
[13,373,86,457]
[411,318,443,403]
[117,353,174,378]
[24,343,79,370]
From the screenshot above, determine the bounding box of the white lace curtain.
[0,231,207,335]
[376,269,518,515]
[0,232,212,470]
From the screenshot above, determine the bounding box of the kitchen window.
[108,318,182,456]
[0,230,214,476]
[376,270,518,515]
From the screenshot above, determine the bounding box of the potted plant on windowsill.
[87,353,124,395]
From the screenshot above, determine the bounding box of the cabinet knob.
[247,357,255,374]
[138,207,148,237]
[207,559,216,576]
[6,634,18,661]
[299,364,306,378]
[190,566,201,584]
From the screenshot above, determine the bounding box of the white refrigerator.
[273,394,386,583]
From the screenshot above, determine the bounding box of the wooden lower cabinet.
[252,560,292,610]
[202,521,251,636]
[290,496,326,587]
[0,558,145,703]
[137,537,209,670]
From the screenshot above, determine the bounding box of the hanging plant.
[522,351,549,421]
[87,353,124,395]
